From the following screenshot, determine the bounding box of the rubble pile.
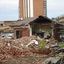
[0,36,64,64]
[11,35,37,46]
[0,36,38,61]
[0,37,11,61]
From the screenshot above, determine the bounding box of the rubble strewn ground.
[0,36,64,64]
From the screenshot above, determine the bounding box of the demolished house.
[10,16,63,40]
[0,16,64,64]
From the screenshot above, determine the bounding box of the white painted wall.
[23,0,34,18]
[29,0,33,17]
[28,24,32,36]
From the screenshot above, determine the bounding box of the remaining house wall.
[32,24,52,33]
[52,29,60,40]
[31,23,60,40]
[31,23,52,38]
[13,28,30,39]
[12,24,52,39]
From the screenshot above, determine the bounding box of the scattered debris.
[0,36,64,64]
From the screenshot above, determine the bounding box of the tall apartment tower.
[19,0,47,19]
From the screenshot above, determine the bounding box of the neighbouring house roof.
[10,16,63,27]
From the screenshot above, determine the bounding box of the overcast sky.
[0,0,19,21]
[0,0,64,21]
[47,0,64,18]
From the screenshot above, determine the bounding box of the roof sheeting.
[10,17,37,27]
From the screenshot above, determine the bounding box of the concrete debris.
[43,57,60,64]
[44,57,64,64]
[26,40,38,47]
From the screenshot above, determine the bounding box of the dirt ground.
[0,54,48,64]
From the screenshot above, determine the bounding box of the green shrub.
[38,41,45,46]
[58,42,64,48]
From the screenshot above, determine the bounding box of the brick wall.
[19,0,23,19]
[19,0,44,18]
[33,0,44,17]
[13,28,30,39]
